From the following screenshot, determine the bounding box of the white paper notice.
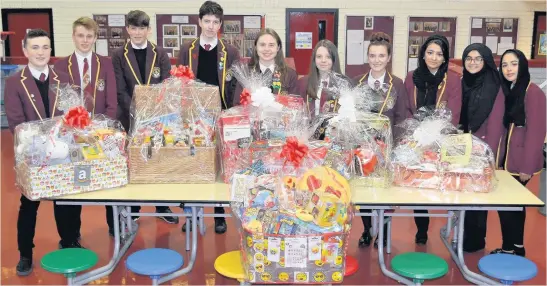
[172,16,189,24]
[363,41,371,63]
[308,237,322,261]
[267,237,281,262]
[470,36,483,44]
[500,37,513,44]
[485,36,498,54]
[108,15,125,27]
[95,39,108,56]
[244,16,261,29]
[497,42,514,54]
[408,58,418,72]
[223,125,251,141]
[284,237,307,268]
[347,42,364,65]
[295,32,313,49]
[347,30,364,42]
[230,174,252,204]
[472,18,483,29]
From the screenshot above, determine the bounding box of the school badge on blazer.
[97,79,105,91]
[152,67,161,78]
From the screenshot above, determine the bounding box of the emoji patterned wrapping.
[392,107,497,192]
[14,84,128,200]
[128,65,221,183]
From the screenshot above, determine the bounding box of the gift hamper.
[230,133,355,284]
[392,107,497,192]
[219,62,307,183]
[128,66,221,183]
[14,84,128,200]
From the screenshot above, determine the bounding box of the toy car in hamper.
[219,61,307,183]
[230,135,354,284]
[392,107,497,192]
[128,66,221,183]
[14,84,128,200]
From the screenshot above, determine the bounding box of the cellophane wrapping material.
[230,135,355,284]
[128,66,221,183]
[14,84,128,200]
[311,73,394,187]
[219,61,308,183]
[392,107,497,192]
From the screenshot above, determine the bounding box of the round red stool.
[345,255,359,276]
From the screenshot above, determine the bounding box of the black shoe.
[181,218,199,232]
[108,227,115,237]
[16,256,33,276]
[58,240,85,249]
[358,231,372,248]
[491,247,526,257]
[463,242,485,253]
[374,236,388,249]
[157,208,179,224]
[215,218,227,234]
[415,231,428,245]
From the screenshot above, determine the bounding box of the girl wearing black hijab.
[494,49,546,257]
[459,43,505,252]
[404,34,462,245]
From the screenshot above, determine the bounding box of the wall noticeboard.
[345,16,395,79]
[93,14,129,56]
[156,14,265,59]
[469,17,519,57]
[407,17,457,74]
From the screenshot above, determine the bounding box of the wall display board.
[345,16,394,79]
[156,14,265,59]
[469,17,518,57]
[93,14,129,56]
[407,17,457,73]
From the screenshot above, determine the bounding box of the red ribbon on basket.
[170,65,195,83]
[280,136,309,168]
[63,106,90,129]
[240,88,251,106]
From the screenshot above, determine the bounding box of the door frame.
[531,11,546,59]
[285,8,339,57]
[1,8,55,57]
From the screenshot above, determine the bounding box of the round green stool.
[391,252,448,285]
[41,248,98,284]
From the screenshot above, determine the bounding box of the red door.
[287,9,338,75]
[2,9,54,57]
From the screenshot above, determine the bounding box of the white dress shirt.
[131,41,147,50]
[367,72,386,90]
[28,65,49,81]
[259,63,275,74]
[75,51,92,88]
[200,37,218,50]
[316,77,330,116]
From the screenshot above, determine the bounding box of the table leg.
[377,210,414,285]
[158,206,199,284]
[73,204,138,285]
[199,207,206,236]
[186,217,191,251]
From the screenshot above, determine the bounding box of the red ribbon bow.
[64,106,90,129]
[240,88,251,106]
[170,65,195,83]
[280,136,309,169]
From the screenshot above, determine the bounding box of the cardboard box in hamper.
[128,84,221,183]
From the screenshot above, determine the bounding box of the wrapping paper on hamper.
[311,73,394,187]
[14,84,128,200]
[128,66,221,183]
[392,107,497,192]
[219,62,307,183]
[230,134,355,284]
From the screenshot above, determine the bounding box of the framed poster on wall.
[156,14,265,59]
[345,15,395,79]
[93,14,129,56]
[406,16,457,73]
[469,17,519,57]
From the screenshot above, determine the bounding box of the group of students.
[4,0,545,278]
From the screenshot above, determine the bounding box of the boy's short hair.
[199,1,224,21]
[73,17,99,35]
[126,10,150,27]
[23,29,49,48]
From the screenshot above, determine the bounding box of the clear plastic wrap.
[230,135,354,284]
[14,84,128,200]
[128,66,221,183]
[392,107,497,192]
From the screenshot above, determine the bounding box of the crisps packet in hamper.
[392,107,497,192]
[128,66,221,183]
[14,84,128,200]
[230,136,354,284]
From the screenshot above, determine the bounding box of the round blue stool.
[126,248,184,285]
[478,254,537,284]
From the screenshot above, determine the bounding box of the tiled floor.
[1,129,545,285]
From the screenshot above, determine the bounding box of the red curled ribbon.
[240,88,251,106]
[170,65,195,83]
[63,106,90,129]
[280,136,309,169]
